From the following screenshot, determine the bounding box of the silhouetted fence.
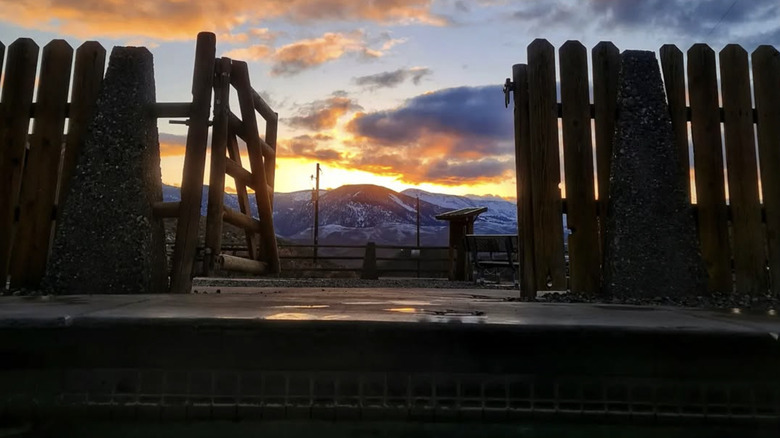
[214,243,450,279]
[152,33,281,294]
[511,40,780,298]
[0,39,106,289]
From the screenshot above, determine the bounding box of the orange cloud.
[270,31,391,76]
[0,0,444,40]
[288,94,362,131]
[223,44,273,61]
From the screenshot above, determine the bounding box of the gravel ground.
[191,277,780,311]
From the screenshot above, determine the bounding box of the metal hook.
[502,78,513,108]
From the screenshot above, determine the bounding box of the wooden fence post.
[265,112,278,207]
[527,39,566,291]
[169,32,216,294]
[10,40,73,289]
[592,41,620,265]
[687,44,732,293]
[204,57,232,276]
[719,44,768,295]
[361,242,378,280]
[660,44,692,201]
[0,38,39,288]
[513,63,537,298]
[752,45,780,297]
[560,40,599,294]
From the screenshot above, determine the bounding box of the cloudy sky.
[1,0,778,198]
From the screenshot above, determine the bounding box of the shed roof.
[434,207,488,221]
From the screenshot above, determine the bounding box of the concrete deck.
[2,287,779,430]
[1,287,779,336]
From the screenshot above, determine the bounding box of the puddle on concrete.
[265,313,317,320]
[272,305,329,309]
[389,300,431,306]
[386,307,418,314]
[385,308,486,317]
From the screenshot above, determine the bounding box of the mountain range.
[162,183,519,246]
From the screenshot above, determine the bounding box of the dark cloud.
[348,85,513,155]
[341,85,516,186]
[353,67,432,89]
[288,94,363,131]
[424,158,514,183]
[511,0,780,46]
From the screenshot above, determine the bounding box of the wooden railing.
[216,243,450,279]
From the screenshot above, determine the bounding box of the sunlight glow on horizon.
[160,153,518,199]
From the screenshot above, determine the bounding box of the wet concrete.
[1,287,779,336]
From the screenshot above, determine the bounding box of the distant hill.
[162,183,519,246]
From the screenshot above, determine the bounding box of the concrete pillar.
[44,47,167,294]
[602,50,706,298]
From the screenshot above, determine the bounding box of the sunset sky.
[1,0,778,198]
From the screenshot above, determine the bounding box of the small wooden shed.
[435,207,488,280]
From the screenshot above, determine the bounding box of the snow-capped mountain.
[162,183,520,246]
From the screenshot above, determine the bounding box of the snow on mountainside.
[161,183,522,245]
[402,188,517,235]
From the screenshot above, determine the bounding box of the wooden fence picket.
[687,44,732,293]
[719,44,767,295]
[559,40,599,294]
[10,40,73,289]
[660,44,691,200]
[58,41,106,210]
[0,38,39,287]
[512,63,537,297]
[752,45,780,296]
[527,39,566,291]
[591,42,620,263]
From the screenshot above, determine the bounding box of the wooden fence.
[0,39,106,290]
[219,243,450,279]
[0,33,279,293]
[511,40,780,298]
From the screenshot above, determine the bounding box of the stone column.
[602,51,707,298]
[45,47,167,294]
